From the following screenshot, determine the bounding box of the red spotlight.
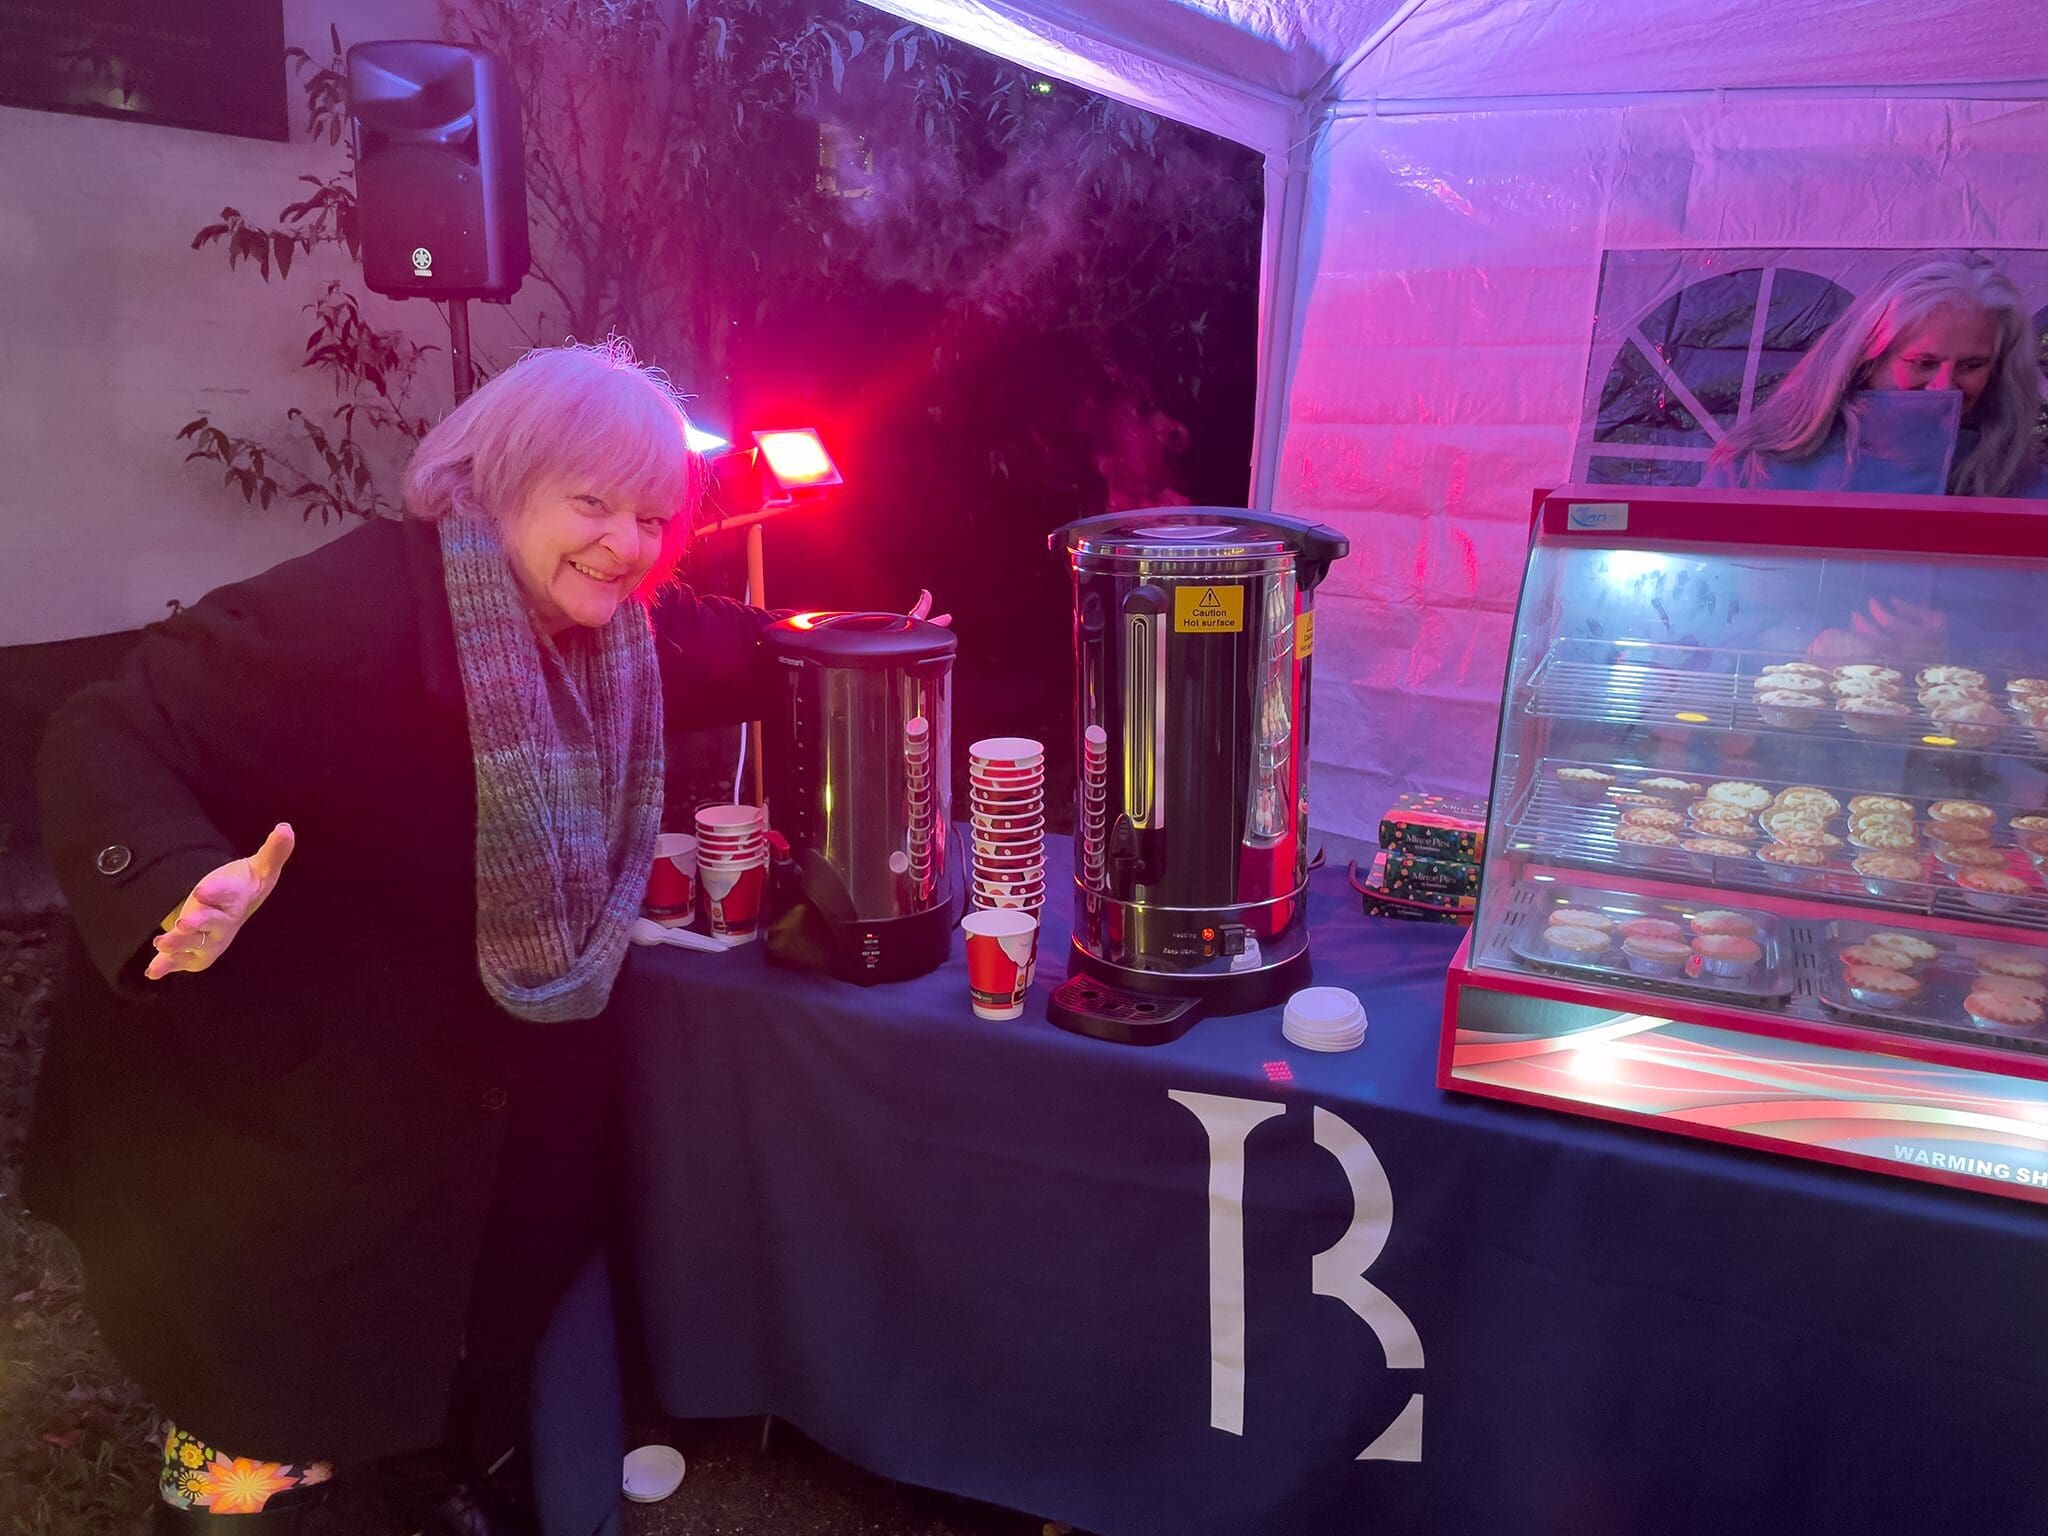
[752,428,843,494]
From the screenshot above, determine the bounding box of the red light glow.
[753,429,842,490]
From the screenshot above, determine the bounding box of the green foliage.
[175,285,433,523]
[176,4,1258,526]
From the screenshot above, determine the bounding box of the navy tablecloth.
[611,848,2048,1536]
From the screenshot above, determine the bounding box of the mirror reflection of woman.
[1704,250,2045,501]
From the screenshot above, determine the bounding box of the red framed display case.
[1441,486,2048,1204]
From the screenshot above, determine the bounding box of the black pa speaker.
[347,41,529,302]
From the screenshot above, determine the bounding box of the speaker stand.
[449,298,475,402]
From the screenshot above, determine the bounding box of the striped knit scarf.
[439,509,664,1022]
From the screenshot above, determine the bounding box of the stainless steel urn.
[1054,510,1348,1013]
[762,611,956,983]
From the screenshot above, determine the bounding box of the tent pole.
[1325,79,2048,119]
[1249,129,1317,510]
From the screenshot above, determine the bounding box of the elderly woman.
[1703,250,2045,499]
[28,343,879,1533]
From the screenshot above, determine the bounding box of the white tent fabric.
[866,0,2048,851]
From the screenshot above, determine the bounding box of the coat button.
[95,845,132,876]
[480,1087,510,1112]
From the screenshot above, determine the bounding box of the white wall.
[0,1,528,645]
[1275,96,2048,854]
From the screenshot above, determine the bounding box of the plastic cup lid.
[1284,986,1365,1033]
[622,1444,686,1502]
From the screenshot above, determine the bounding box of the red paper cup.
[695,804,767,836]
[970,843,1040,868]
[643,833,698,926]
[974,892,1045,915]
[700,858,768,940]
[697,842,766,864]
[973,885,1046,906]
[962,909,1039,1020]
[970,811,1048,835]
[975,846,1044,867]
[969,767,1042,783]
[970,765,1045,786]
[973,874,1046,898]
[969,736,1045,766]
[974,826,1044,843]
[975,861,1045,882]
[970,872,1040,897]
[969,787,1044,809]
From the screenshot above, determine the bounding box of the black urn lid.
[764,611,957,669]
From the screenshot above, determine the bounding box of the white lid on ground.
[622,1444,687,1502]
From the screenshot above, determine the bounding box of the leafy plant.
[177,28,430,523]
[178,7,1258,530]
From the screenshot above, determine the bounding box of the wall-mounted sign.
[0,0,286,141]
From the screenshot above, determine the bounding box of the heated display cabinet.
[1442,487,2048,1203]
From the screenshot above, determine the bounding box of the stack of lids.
[1282,987,1366,1052]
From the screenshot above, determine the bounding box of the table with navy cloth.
[594,843,2048,1536]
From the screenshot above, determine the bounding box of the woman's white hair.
[404,338,710,574]
[1708,251,2042,498]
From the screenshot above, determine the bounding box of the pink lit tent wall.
[868,0,2048,852]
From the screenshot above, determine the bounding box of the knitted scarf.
[439,509,664,1022]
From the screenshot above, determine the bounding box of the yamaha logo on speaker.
[411,247,434,277]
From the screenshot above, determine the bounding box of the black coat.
[27,517,775,1460]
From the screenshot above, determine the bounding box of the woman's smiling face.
[501,477,673,635]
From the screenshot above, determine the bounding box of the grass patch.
[1,919,158,1536]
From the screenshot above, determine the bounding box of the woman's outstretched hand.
[909,590,952,628]
[146,823,296,981]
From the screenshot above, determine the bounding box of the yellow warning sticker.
[1173,584,1244,633]
[1295,611,1315,658]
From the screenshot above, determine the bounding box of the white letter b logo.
[1169,1092,1424,1462]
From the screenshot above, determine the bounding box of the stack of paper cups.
[1079,724,1110,886]
[1281,987,1366,1052]
[694,803,769,942]
[967,737,1045,918]
[904,716,935,890]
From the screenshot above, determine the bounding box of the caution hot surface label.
[1173,584,1244,632]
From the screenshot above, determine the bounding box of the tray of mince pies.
[1510,886,1794,1003]
[1816,920,2048,1050]
[1547,763,2048,915]
[1743,660,2048,752]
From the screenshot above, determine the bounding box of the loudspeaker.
[347,41,529,302]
